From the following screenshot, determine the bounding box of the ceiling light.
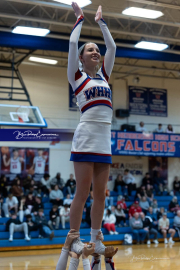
[12,26,50,36]
[122,7,163,19]
[135,41,168,51]
[29,57,58,65]
[53,0,92,8]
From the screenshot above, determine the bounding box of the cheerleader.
[68,2,116,255]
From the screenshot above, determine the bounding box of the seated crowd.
[0,170,180,245]
[136,122,175,133]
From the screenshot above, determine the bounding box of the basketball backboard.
[0,104,47,127]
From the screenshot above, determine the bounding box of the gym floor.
[0,243,180,270]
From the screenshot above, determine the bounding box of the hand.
[105,246,118,258]
[72,2,84,18]
[69,251,81,259]
[144,227,149,231]
[64,229,80,249]
[95,5,102,22]
[82,243,95,259]
[91,253,101,259]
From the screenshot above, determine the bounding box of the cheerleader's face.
[79,43,101,68]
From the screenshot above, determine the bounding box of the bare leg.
[91,163,110,229]
[169,229,176,238]
[162,229,167,239]
[70,162,94,231]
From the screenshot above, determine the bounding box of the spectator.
[3,193,18,217]
[111,205,116,215]
[25,179,40,197]
[49,184,64,206]
[115,204,127,227]
[25,192,35,212]
[173,176,180,195]
[154,171,166,195]
[18,197,31,222]
[166,124,173,133]
[169,196,180,213]
[154,124,164,133]
[63,194,73,207]
[137,121,147,132]
[151,199,159,213]
[142,173,153,188]
[66,174,76,196]
[40,173,52,196]
[59,204,70,229]
[140,212,159,245]
[129,212,147,244]
[23,175,32,194]
[158,212,175,244]
[34,209,54,240]
[157,207,166,220]
[51,173,65,191]
[146,207,158,228]
[173,210,180,239]
[48,205,60,230]
[129,201,142,217]
[0,193,3,218]
[136,186,146,200]
[0,175,8,198]
[103,209,118,235]
[26,214,42,238]
[139,196,150,215]
[11,179,24,201]
[117,196,128,213]
[145,184,154,202]
[32,196,44,216]
[5,211,30,242]
[123,169,136,196]
[105,186,114,207]
[113,174,127,196]
[28,185,40,198]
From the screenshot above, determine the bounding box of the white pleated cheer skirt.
[70,121,112,164]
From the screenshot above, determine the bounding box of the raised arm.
[3,154,10,167]
[68,2,84,87]
[95,6,116,82]
[56,229,79,270]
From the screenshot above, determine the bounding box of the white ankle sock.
[90,228,101,242]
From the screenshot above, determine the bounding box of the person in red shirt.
[129,201,142,217]
[117,196,128,213]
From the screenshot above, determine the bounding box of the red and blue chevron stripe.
[81,99,112,113]
[92,259,100,269]
[105,259,115,270]
[100,18,107,25]
[74,76,91,96]
[71,15,84,34]
[75,69,83,81]
[101,59,109,82]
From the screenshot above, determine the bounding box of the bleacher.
[0,193,179,249]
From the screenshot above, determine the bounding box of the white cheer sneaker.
[92,239,106,255]
[71,237,85,254]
